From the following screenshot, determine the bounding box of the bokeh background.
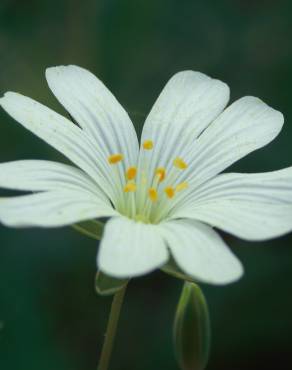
[1,0,292,369]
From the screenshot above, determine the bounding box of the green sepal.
[173,282,211,370]
[161,257,197,283]
[95,271,128,296]
[72,220,104,240]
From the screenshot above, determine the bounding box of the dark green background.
[0,0,292,369]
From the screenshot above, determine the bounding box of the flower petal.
[0,92,118,202]
[0,160,104,196]
[174,168,292,241]
[158,219,243,285]
[140,71,230,174]
[181,96,284,188]
[46,65,139,168]
[0,190,117,228]
[98,216,169,278]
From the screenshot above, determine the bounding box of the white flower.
[1,65,292,285]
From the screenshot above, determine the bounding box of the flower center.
[107,140,189,223]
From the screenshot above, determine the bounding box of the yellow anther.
[148,187,158,202]
[143,140,154,150]
[176,182,189,192]
[124,182,137,193]
[164,186,175,199]
[126,166,137,180]
[108,153,123,164]
[155,167,166,182]
[173,157,188,170]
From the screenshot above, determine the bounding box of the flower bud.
[173,282,211,370]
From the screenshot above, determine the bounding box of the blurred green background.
[1,0,292,369]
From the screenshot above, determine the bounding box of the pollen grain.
[108,153,123,164]
[164,186,175,199]
[143,140,154,150]
[126,166,137,180]
[148,187,158,202]
[155,167,166,182]
[173,157,188,170]
[124,182,137,193]
[176,182,189,192]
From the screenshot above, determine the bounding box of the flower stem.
[97,285,127,370]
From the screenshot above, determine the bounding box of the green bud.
[95,271,128,296]
[73,220,104,240]
[173,282,211,370]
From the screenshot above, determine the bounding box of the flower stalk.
[97,285,127,370]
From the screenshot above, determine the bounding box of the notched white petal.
[0,160,103,196]
[45,65,139,168]
[0,190,117,228]
[184,96,284,187]
[140,70,230,174]
[98,217,169,278]
[0,91,118,202]
[159,219,243,285]
[175,168,292,241]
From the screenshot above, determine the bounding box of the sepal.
[73,220,104,240]
[162,257,197,283]
[95,271,128,296]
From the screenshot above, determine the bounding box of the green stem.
[97,285,127,370]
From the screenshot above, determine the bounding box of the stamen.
[155,167,166,182]
[143,140,154,150]
[173,157,188,170]
[148,187,158,202]
[124,182,137,193]
[164,186,175,199]
[108,153,123,164]
[176,182,188,192]
[126,166,137,180]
